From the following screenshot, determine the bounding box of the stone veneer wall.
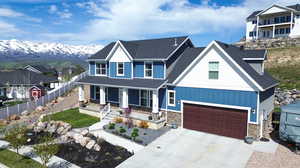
[84,85,90,101]
[248,123,260,139]
[167,111,181,127]
[235,37,300,49]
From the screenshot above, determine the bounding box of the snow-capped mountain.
[0,39,103,60]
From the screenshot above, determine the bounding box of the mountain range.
[0,39,103,61]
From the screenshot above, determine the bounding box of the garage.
[183,103,248,139]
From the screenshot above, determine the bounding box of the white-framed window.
[168,90,176,106]
[144,62,153,78]
[96,63,106,76]
[117,62,124,76]
[140,90,152,107]
[208,61,219,80]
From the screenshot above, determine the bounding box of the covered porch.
[76,76,167,124]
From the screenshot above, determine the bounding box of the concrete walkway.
[117,128,278,168]
[0,140,80,168]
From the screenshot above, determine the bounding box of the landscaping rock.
[8,114,20,121]
[79,137,90,147]
[0,119,9,125]
[93,144,101,151]
[21,110,29,116]
[36,106,44,112]
[275,88,300,106]
[86,140,96,150]
[80,129,89,136]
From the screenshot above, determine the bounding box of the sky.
[0,0,298,47]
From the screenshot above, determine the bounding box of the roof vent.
[173,38,178,47]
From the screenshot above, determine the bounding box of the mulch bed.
[25,130,59,145]
[56,141,133,168]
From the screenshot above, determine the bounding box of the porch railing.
[100,103,111,120]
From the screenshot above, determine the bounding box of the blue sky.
[0,0,298,47]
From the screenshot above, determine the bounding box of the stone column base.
[248,123,260,139]
[167,111,182,127]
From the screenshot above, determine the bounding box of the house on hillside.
[0,69,58,100]
[246,4,300,41]
[76,36,278,140]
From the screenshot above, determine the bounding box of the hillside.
[265,46,300,90]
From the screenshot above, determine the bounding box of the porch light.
[251,109,256,114]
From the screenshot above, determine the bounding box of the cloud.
[48,5,72,19]
[0,8,23,17]
[0,20,21,35]
[48,0,300,42]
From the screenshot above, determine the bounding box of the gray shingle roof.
[88,36,188,60]
[215,41,278,90]
[287,4,300,11]
[77,76,166,90]
[247,10,262,20]
[0,70,58,85]
[26,65,57,74]
[167,47,205,83]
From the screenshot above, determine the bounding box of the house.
[0,69,58,99]
[246,4,300,41]
[24,65,58,76]
[0,83,6,98]
[76,36,278,140]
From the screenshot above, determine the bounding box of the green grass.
[0,149,44,168]
[43,108,99,128]
[4,101,25,107]
[267,64,300,90]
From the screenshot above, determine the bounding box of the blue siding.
[159,88,166,109]
[107,87,119,102]
[89,62,95,76]
[166,86,258,123]
[109,62,132,78]
[153,62,165,79]
[128,89,140,105]
[133,62,144,78]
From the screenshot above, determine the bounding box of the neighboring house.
[0,83,6,98]
[24,65,58,76]
[0,69,58,99]
[76,36,278,139]
[246,4,300,41]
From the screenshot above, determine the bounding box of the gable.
[175,46,258,91]
[261,6,289,15]
[108,43,132,62]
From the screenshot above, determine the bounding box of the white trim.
[167,90,176,106]
[172,41,264,91]
[256,4,296,16]
[117,62,125,76]
[160,108,180,113]
[180,100,252,136]
[106,41,133,61]
[256,91,260,126]
[144,62,153,78]
[77,82,158,91]
[164,62,166,79]
[24,65,42,74]
[95,62,107,76]
[242,58,265,61]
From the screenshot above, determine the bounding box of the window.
[279,28,285,34]
[274,17,280,24]
[287,15,291,22]
[286,28,291,34]
[140,90,152,107]
[117,63,124,76]
[249,31,257,37]
[275,29,279,35]
[96,63,106,75]
[168,90,176,106]
[252,20,257,24]
[144,62,153,78]
[208,61,219,80]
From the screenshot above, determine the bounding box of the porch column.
[256,16,259,39]
[291,11,294,33]
[78,85,84,102]
[272,25,275,38]
[122,88,128,108]
[100,86,106,105]
[152,90,159,114]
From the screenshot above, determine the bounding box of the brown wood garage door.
[183,103,248,139]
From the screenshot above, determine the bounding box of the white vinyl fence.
[0,71,87,119]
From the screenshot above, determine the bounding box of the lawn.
[1,100,25,109]
[43,108,99,128]
[0,149,43,168]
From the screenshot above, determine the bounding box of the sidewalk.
[0,140,80,168]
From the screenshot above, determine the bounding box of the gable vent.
[173,38,178,47]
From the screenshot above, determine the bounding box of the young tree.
[33,134,59,167]
[5,125,27,155]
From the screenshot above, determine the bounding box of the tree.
[33,134,59,167]
[5,125,27,155]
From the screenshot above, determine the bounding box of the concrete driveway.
[117,128,274,168]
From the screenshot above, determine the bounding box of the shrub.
[5,125,27,155]
[131,128,139,140]
[119,127,126,134]
[114,117,123,123]
[108,123,115,130]
[133,128,139,133]
[33,135,59,167]
[138,121,149,129]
